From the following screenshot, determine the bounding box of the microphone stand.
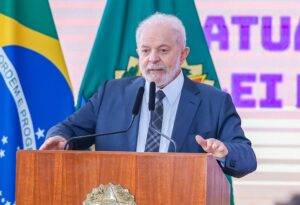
[148,125,177,152]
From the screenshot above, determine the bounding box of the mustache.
[146,64,167,70]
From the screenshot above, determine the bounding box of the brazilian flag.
[0,0,74,203]
[78,0,234,204]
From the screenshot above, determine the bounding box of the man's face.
[137,24,189,88]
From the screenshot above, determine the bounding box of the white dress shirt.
[136,71,184,152]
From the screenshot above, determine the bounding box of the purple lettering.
[295,21,300,51]
[262,16,290,51]
[232,73,256,108]
[231,16,258,50]
[259,74,282,108]
[297,75,300,108]
[204,16,229,50]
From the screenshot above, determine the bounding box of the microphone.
[147,83,177,152]
[148,81,156,111]
[132,86,145,115]
[64,86,145,150]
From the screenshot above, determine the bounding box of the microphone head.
[132,86,145,116]
[148,82,156,111]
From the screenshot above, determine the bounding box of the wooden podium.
[16,151,229,205]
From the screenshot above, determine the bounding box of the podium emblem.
[83,183,136,205]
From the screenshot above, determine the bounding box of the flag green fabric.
[78,0,234,204]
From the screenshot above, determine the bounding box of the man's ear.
[180,47,190,64]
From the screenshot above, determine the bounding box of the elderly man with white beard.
[40,13,257,178]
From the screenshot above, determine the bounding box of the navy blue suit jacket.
[48,76,257,178]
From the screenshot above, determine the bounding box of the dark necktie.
[145,90,165,152]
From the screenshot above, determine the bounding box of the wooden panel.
[61,152,136,204]
[206,155,230,205]
[16,151,229,205]
[16,151,35,204]
[16,151,136,204]
[136,153,207,204]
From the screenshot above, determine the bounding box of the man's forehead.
[138,24,177,47]
[140,43,171,48]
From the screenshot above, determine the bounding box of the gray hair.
[136,13,186,47]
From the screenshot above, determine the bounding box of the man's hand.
[39,136,67,150]
[195,135,228,159]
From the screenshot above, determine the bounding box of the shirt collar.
[144,70,184,106]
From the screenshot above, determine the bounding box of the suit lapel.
[169,77,202,152]
[124,77,145,151]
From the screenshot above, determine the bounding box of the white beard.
[141,57,181,88]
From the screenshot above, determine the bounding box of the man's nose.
[148,51,160,63]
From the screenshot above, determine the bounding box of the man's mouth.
[148,69,166,75]
[149,69,164,71]
[147,67,166,72]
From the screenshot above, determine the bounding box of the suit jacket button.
[230,160,236,168]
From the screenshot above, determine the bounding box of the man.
[40,13,257,178]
